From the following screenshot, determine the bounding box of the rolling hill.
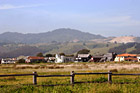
[0,28,105,44]
[109,36,136,43]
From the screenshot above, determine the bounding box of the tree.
[77,49,90,54]
[16,59,25,64]
[59,53,65,56]
[36,52,43,57]
[45,54,53,57]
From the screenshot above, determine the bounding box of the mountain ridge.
[0,28,106,44]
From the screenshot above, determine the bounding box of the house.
[25,56,45,63]
[100,53,117,62]
[55,54,64,63]
[92,56,104,62]
[63,56,74,62]
[137,54,140,62]
[76,54,91,62]
[114,53,138,62]
[92,53,117,62]
[1,58,17,64]
[55,54,74,63]
[48,57,56,62]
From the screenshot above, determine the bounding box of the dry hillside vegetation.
[1,63,140,72]
[110,36,136,43]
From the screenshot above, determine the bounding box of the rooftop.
[117,53,137,57]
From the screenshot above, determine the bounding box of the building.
[137,54,140,62]
[76,54,91,62]
[55,54,74,63]
[92,56,103,62]
[1,58,17,64]
[92,53,117,62]
[114,53,138,62]
[48,57,56,62]
[100,53,117,62]
[25,56,45,63]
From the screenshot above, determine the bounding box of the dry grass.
[0,63,140,93]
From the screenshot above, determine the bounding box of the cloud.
[0,4,41,10]
[53,13,140,27]
[71,15,140,27]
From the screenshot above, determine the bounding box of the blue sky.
[0,0,140,36]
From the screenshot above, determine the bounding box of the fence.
[0,71,140,85]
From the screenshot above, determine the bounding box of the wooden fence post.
[70,71,75,85]
[108,70,112,84]
[33,72,37,85]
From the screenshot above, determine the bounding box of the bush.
[16,59,25,64]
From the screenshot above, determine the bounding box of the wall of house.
[114,56,124,62]
[137,57,140,62]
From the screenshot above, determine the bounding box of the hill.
[109,36,136,43]
[0,45,43,58]
[0,28,105,44]
[109,42,140,54]
[1,42,140,58]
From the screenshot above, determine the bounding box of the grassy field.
[0,62,140,93]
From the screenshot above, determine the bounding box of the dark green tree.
[17,59,25,64]
[59,53,65,56]
[77,49,90,54]
[36,52,43,57]
[45,54,53,57]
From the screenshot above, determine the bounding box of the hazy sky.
[0,0,140,37]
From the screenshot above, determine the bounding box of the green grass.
[0,83,140,93]
[0,63,140,92]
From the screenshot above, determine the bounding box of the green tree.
[36,52,43,57]
[45,54,53,57]
[77,49,90,54]
[17,59,25,64]
[59,53,65,56]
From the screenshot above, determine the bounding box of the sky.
[0,0,140,37]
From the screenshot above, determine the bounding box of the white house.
[76,54,91,62]
[137,55,140,62]
[55,54,74,63]
[1,58,17,64]
[114,53,138,62]
[55,54,64,63]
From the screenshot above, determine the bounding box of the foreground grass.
[0,62,140,92]
[0,83,140,93]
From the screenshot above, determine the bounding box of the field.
[0,62,140,93]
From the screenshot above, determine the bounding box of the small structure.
[1,58,17,64]
[64,56,74,62]
[55,54,64,63]
[48,57,56,62]
[92,56,104,62]
[100,53,117,62]
[25,56,45,63]
[114,53,138,62]
[137,54,140,62]
[55,54,74,63]
[76,54,91,62]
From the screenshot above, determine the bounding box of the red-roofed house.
[114,53,138,62]
[26,56,45,63]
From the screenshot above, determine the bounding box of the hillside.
[109,42,140,54]
[0,28,105,44]
[37,42,120,55]
[0,45,43,58]
[109,36,136,43]
[0,42,120,58]
[1,42,140,58]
